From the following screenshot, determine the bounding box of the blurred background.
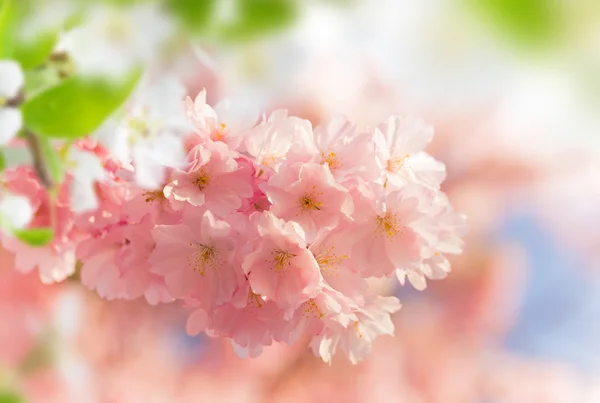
[2,0,600,402]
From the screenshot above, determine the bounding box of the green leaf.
[0,149,5,171]
[12,31,58,70]
[466,0,562,49]
[12,227,54,246]
[0,391,24,403]
[218,0,298,42]
[167,0,217,34]
[0,0,17,57]
[37,136,65,185]
[22,71,140,139]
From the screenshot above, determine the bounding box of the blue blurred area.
[501,210,600,372]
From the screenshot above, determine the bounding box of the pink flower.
[1,167,77,283]
[349,184,425,278]
[242,211,323,310]
[374,116,445,189]
[310,295,401,364]
[244,109,312,173]
[164,141,253,217]
[150,210,242,309]
[309,225,369,304]
[200,287,284,358]
[293,116,380,185]
[262,162,353,242]
[185,89,258,149]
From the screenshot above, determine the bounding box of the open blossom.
[0,60,24,144]
[349,183,425,278]
[164,141,253,217]
[293,116,380,185]
[1,167,77,283]
[262,162,353,242]
[242,211,323,311]
[150,210,242,309]
[77,215,172,305]
[311,295,402,364]
[185,89,258,149]
[244,109,313,172]
[374,115,445,189]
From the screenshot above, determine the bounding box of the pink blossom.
[244,110,312,173]
[349,184,425,278]
[242,211,323,310]
[311,295,401,364]
[164,141,253,217]
[150,210,242,309]
[185,88,257,149]
[374,115,445,189]
[1,167,77,283]
[262,162,353,242]
[293,116,380,185]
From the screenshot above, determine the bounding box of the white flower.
[67,148,106,213]
[0,60,24,144]
[0,193,33,231]
[95,75,191,189]
[58,3,173,81]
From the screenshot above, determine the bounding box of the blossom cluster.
[0,86,466,363]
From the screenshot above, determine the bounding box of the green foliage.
[219,0,298,42]
[0,0,60,69]
[0,0,17,57]
[21,71,140,139]
[0,149,5,171]
[11,31,59,70]
[466,0,562,49]
[12,227,54,246]
[0,391,23,403]
[167,0,217,34]
[37,136,65,185]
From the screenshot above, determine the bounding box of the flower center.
[193,169,211,190]
[314,245,347,277]
[386,154,410,173]
[303,298,324,319]
[353,321,363,339]
[247,290,264,308]
[212,123,227,142]
[269,250,296,273]
[299,195,322,211]
[188,244,219,276]
[375,213,403,238]
[321,151,340,171]
[142,190,165,204]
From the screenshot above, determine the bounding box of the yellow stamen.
[375,213,404,238]
[353,321,363,339]
[303,298,324,319]
[142,190,165,204]
[314,245,347,277]
[298,185,323,212]
[321,151,340,171]
[212,123,227,142]
[268,250,296,273]
[188,244,219,276]
[247,290,264,308]
[386,154,410,173]
[193,169,211,190]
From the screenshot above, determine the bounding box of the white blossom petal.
[0,107,23,145]
[0,60,24,99]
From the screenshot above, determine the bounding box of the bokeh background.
[2,0,600,402]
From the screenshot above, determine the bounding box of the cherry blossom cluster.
[0,87,466,363]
